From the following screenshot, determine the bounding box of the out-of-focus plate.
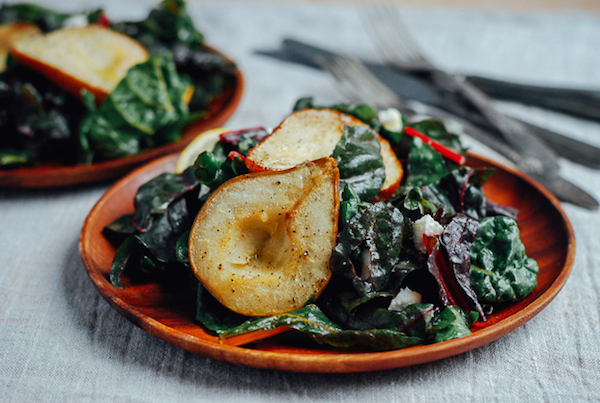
[79,152,575,373]
[0,46,243,188]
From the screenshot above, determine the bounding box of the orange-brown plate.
[0,46,243,188]
[79,152,575,373]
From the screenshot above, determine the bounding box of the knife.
[256,39,600,169]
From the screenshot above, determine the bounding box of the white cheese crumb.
[413,214,444,254]
[378,108,403,132]
[62,15,89,28]
[389,287,422,312]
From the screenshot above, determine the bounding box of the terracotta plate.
[79,152,575,373]
[0,46,243,188]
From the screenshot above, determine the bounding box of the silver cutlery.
[259,38,600,169]
[315,51,599,209]
[362,6,561,180]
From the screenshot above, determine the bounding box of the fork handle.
[466,75,600,122]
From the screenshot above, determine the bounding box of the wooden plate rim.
[79,152,575,373]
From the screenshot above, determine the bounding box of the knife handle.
[467,75,600,122]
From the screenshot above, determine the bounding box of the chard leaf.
[0,3,101,32]
[175,230,190,268]
[196,283,248,332]
[109,235,139,288]
[82,54,191,161]
[193,150,248,191]
[399,187,438,221]
[0,149,29,166]
[470,216,539,304]
[428,214,485,320]
[333,125,386,201]
[428,305,478,343]
[330,202,404,295]
[312,328,424,351]
[406,137,449,187]
[133,166,198,231]
[348,304,434,338]
[421,166,495,221]
[112,0,204,49]
[136,197,192,264]
[218,127,269,156]
[409,120,464,155]
[102,213,137,245]
[339,183,361,228]
[220,305,342,339]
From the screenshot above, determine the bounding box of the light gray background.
[1,1,599,401]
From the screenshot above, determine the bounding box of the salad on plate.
[0,0,238,168]
[102,98,539,351]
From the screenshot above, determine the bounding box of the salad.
[0,0,237,168]
[102,98,539,351]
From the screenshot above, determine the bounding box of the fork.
[315,51,599,209]
[362,6,562,178]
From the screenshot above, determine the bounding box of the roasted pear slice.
[10,24,149,103]
[245,108,402,201]
[189,157,340,317]
[0,22,41,72]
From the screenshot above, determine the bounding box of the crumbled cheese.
[413,214,444,254]
[378,108,403,132]
[389,287,422,312]
[62,15,89,28]
[443,119,467,138]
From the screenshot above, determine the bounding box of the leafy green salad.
[0,0,237,167]
[103,98,539,351]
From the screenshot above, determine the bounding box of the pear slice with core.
[189,157,340,317]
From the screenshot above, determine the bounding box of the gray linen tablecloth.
[1,1,599,401]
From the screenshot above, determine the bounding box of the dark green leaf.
[339,183,361,228]
[419,166,495,221]
[193,150,247,191]
[428,305,477,343]
[348,303,434,337]
[102,213,137,245]
[433,214,485,319]
[133,166,198,231]
[406,137,449,187]
[409,119,465,155]
[312,328,424,351]
[331,202,404,294]
[109,235,139,288]
[83,54,191,161]
[0,149,29,166]
[175,230,191,268]
[0,3,102,32]
[136,197,192,264]
[220,305,343,340]
[333,125,385,201]
[196,283,248,332]
[470,216,539,304]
